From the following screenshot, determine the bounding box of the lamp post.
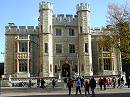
[58,60,61,82]
[77,53,80,76]
[119,49,122,77]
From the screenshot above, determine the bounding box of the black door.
[62,63,70,77]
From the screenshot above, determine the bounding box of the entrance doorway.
[62,63,70,77]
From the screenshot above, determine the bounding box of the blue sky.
[0,0,128,62]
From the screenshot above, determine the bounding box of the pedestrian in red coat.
[84,79,90,97]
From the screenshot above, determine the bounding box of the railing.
[17,53,28,59]
[1,76,57,87]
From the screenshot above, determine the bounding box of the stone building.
[4,1,122,78]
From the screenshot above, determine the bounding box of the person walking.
[98,77,103,90]
[117,77,121,88]
[37,78,40,88]
[41,79,46,89]
[84,79,90,97]
[107,78,111,87]
[67,78,72,95]
[103,77,106,90]
[120,76,124,88]
[89,76,96,97]
[80,76,85,87]
[52,79,56,88]
[112,77,116,88]
[75,77,82,95]
[29,78,32,88]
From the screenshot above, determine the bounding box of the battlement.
[5,23,39,34]
[92,27,110,31]
[76,3,90,12]
[91,27,111,36]
[53,14,77,22]
[39,1,53,11]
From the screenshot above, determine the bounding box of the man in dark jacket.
[41,79,46,89]
[127,76,130,88]
[67,78,72,95]
[89,76,96,97]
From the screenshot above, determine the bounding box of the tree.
[97,2,130,77]
[105,2,130,76]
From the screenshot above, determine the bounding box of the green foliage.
[106,2,130,61]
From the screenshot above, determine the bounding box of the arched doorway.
[62,63,70,77]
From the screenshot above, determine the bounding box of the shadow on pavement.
[9,93,130,97]
[1,87,66,93]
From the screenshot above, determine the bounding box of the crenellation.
[76,3,90,12]
[94,27,101,30]
[91,26,112,36]
[66,14,73,17]
[19,26,26,29]
[27,26,34,29]
[5,26,9,31]
[53,14,77,23]
[57,14,64,17]
[36,26,39,30]
[57,14,64,21]
[39,1,53,10]
[5,25,17,33]
[10,26,17,29]
[27,26,35,33]
[6,23,16,29]
[5,24,38,34]
[19,26,26,33]
[74,15,78,18]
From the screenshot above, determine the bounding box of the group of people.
[117,77,125,88]
[37,78,46,89]
[98,77,116,90]
[98,76,125,90]
[64,76,130,97]
[35,76,130,97]
[98,76,130,90]
[37,78,57,89]
[65,76,96,97]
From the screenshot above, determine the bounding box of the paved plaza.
[0,86,130,97]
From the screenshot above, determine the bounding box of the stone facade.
[4,1,122,78]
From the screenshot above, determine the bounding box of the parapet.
[52,14,78,26]
[5,23,38,34]
[76,3,90,12]
[91,27,111,36]
[53,14,77,22]
[39,1,53,11]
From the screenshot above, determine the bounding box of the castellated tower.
[39,1,54,77]
[77,3,93,76]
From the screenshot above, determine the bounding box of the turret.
[77,3,90,34]
[38,1,53,77]
[39,1,53,34]
[39,1,53,11]
[76,3,93,76]
[76,3,90,12]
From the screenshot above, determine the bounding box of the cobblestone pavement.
[0,86,130,97]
